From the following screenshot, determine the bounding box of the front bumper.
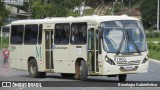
[101,60,149,75]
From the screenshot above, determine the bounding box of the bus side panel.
[53,45,75,73]
[22,45,45,72]
[10,45,45,72]
[53,60,75,73]
[10,45,23,69]
[53,45,87,73]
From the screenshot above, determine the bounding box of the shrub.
[146,32,160,38]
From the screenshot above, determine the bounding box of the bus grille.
[116,60,141,66]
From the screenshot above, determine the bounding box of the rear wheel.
[80,60,88,81]
[118,74,127,82]
[28,58,46,78]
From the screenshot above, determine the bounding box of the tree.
[21,0,82,18]
[140,0,157,28]
[0,2,10,26]
[123,0,141,7]
[50,0,82,17]
[32,0,53,18]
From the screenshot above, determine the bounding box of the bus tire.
[80,60,88,81]
[118,74,127,82]
[28,58,40,78]
[40,72,46,78]
[61,73,75,77]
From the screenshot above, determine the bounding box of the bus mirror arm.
[99,38,102,54]
[98,29,102,54]
[99,30,103,39]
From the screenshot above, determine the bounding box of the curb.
[149,58,160,63]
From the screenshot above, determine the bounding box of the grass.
[147,38,160,42]
[148,49,160,61]
[147,38,160,60]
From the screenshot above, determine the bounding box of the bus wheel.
[61,73,75,77]
[40,72,46,78]
[28,59,40,78]
[80,60,88,81]
[118,74,127,82]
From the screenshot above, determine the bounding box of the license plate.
[123,66,135,70]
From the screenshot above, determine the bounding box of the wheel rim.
[80,65,82,75]
[30,63,36,74]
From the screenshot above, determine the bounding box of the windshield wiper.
[116,34,125,55]
[126,31,141,54]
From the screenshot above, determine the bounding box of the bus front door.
[45,30,54,70]
[88,28,99,73]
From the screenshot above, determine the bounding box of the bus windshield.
[101,20,147,54]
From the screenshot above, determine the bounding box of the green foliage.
[140,0,157,28]
[22,0,82,18]
[32,4,53,18]
[123,0,141,6]
[68,11,79,17]
[0,37,9,49]
[114,4,122,13]
[85,9,95,15]
[148,42,160,51]
[0,16,2,25]
[51,0,82,17]
[148,42,160,60]
[0,2,10,25]
[147,38,160,42]
[148,43,160,60]
[149,49,160,60]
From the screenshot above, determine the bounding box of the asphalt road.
[0,52,160,90]
[0,60,160,81]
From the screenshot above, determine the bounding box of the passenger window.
[54,24,70,44]
[24,25,38,44]
[71,22,87,44]
[11,25,24,44]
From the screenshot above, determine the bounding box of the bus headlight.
[142,56,148,64]
[105,58,116,65]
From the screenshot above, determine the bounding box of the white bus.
[9,15,148,82]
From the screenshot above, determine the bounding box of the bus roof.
[11,15,139,25]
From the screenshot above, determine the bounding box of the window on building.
[10,25,24,44]
[54,23,70,44]
[70,22,87,44]
[24,24,38,44]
